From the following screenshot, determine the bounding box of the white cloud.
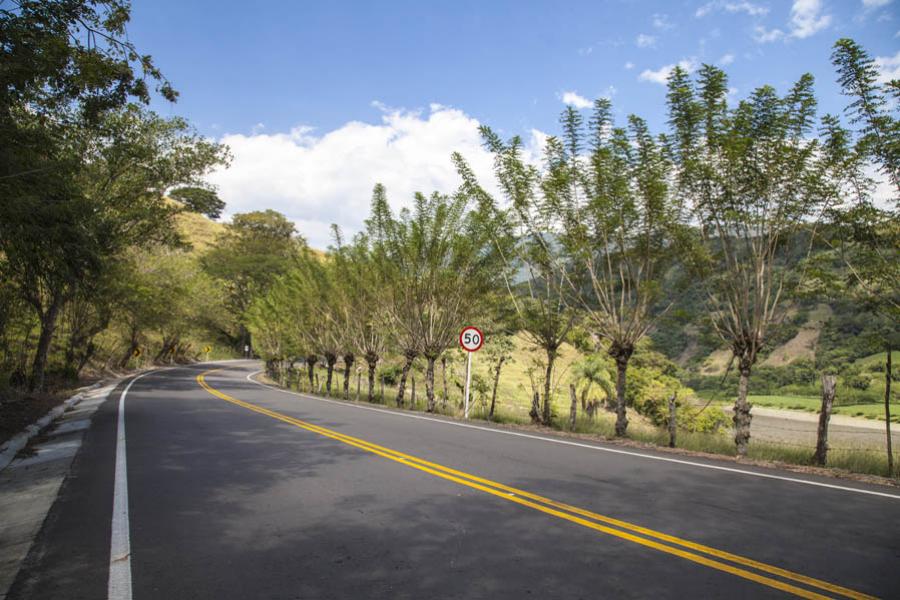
[578,46,593,56]
[624,61,635,70]
[789,0,832,38]
[875,50,900,83]
[753,26,784,42]
[208,104,545,248]
[636,33,657,48]
[561,91,592,109]
[718,53,736,65]
[751,0,832,43]
[695,1,769,18]
[652,13,675,30]
[862,0,891,7]
[639,59,698,85]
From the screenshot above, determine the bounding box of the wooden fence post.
[813,374,836,466]
[668,391,678,448]
[569,384,578,430]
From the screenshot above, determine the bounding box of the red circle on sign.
[459,326,484,352]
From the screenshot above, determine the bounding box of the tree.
[0,0,177,391]
[0,106,227,390]
[170,187,226,219]
[332,223,388,402]
[202,210,301,354]
[483,334,515,419]
[831,38,899,192]
[538,103,686,436]
[465,132,577,426]
[817,38,900,475]
[666,64,838,456]
[369,184,507,412]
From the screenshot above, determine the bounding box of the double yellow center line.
[197,369,876,600]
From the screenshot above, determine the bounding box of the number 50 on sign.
[459,326,484,352]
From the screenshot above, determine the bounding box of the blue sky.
[128,0,899,247]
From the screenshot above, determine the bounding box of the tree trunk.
[119,336,139,369]
[396,352,415,407]
[529,390,541,424]
[342,354,354,399]
[306,354,317,387]
[668,391,678,448]
[29,297,63,392]
[885,346,894,477]
[366,357,377,402]
[542,351,556,425]
[569,383,577,430]
[324,353,337,396]
[411,375,416,409]
[489,357,505,419]
[734,364,753,457]
[425,355,437,412]
[76,340,96,376]
[441,356,449,411]
[614,357,630,437]
[119,327,140,370]
[813,374,836,466]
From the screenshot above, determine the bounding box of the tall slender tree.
[666,64,838,456]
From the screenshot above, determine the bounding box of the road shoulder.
[0,381,118,600]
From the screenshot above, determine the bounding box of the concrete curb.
[0,382,102,473]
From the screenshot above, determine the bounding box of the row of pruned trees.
[247,184,510,412]
[249,38,897,461]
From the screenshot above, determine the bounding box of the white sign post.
[459,326,484,419]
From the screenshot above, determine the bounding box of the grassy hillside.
[176,209,227,251]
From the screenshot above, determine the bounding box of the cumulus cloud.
[862,0,891,7]
[639,59,698,85]
[561,91,592,109]
[754,0,832,43]
[789,0,832,38]
[695,1,769,18]
[207,104,545,248]
[636,33,657,48]
[718,53,736,65]
[624,61,635,70]
[875,50,900,83]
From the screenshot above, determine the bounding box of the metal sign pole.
[464,351,472,419]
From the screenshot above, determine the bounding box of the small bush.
[378,364,403,386]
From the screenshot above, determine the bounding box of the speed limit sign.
[459,326,483,420]
[459,326,484,352]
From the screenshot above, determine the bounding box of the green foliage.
[203,209,302,349]
[170,187,226,219]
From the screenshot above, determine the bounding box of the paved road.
[8,361,900,599]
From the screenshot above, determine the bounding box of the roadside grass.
[274,370,897,479]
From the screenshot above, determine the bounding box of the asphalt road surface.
[9,361,900,599]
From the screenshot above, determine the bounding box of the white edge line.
[108,369,170,600]
[239,369,900,501]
